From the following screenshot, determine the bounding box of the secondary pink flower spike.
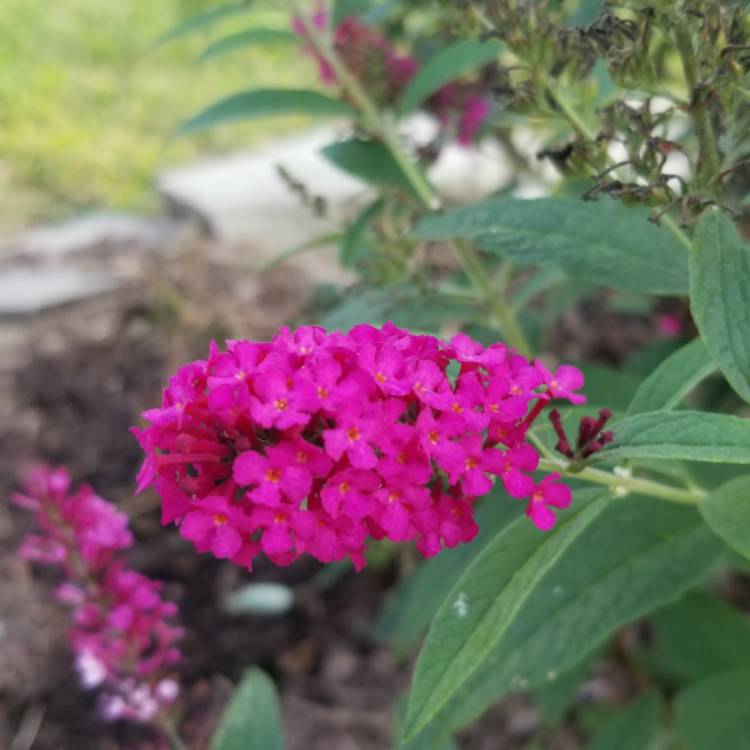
[134,324,586,571]
[12,466,182,724]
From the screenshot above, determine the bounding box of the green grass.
[0,0,314,231]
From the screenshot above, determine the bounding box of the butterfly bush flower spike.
[135,324,586,569]
[12,467,182,725]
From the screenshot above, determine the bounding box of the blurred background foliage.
[0,0,312,231]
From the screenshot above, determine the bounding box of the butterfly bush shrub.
[20,0,748,747]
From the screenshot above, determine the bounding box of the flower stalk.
[288,0,533,356]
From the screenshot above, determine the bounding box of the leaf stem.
[537,457,707,505]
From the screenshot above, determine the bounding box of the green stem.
[289,0,439,210]
[550,87,596,142]
[160,719,189,750]
[538,457,707,505]
[672,16,721,187]
[452,239,533,356]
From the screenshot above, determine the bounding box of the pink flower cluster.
[294,12,418,106]
[134,324,585,571]
[431,84,493,147]
[12,466,182,724]
[292,8,492,144]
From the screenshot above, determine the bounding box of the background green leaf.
[398,39,502,114]
[675,670,750,750]
[414,198,689,295]
[627,338,716,415]
[321,138,419,196]
[155,2,253,47]
[690,211,750,404]
[210,668,284,750]
[402,494,720,742]
[596,411,750,465]
[199,28,297,61]
[699,475,750,561]
[637,590,750,687]
[319,285,475,332]
[586,690,661,750]
[178,89,356,134]
[339,198,384,267]
[534,651,598,728]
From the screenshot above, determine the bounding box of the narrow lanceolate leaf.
[414,198,688,295]
[398,39,502,114]
[627,338,716,416]
[642,591,750,686]
[595,411,750,465]
[700,476,750,561]
[675,670,750,750]
[586,690,661,750]
[690,210,750,404]
[199,29,297,61]
[321,139,419,195]
[177,89,356,135]
[210,668,284,750]
[155,2,252,47]
[402,494,720,742]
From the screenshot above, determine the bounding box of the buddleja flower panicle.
[12,466,182,724]
[135,323,585,571]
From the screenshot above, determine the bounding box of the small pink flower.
[234,448,312,507]
[525,473,572,531]
[250,354,313,429]
[179,496,249,559]
[535,360,587,404]
[658,313,684,337]
[494,444,539,498]
[457,96,492,146]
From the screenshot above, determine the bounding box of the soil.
[0,231,655,750]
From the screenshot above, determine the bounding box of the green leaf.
[333,0,372,25]
[690,210,750,404]
[586,690,661,750]
[177,89,357,135]
[700,475,750,561]
[398,39,502,114]
[595,411,750,465]
[210,668,284,750]
[579,364,641,411]
[627,338,716,416]
[376,488,522,659]
[155,2,252,47]
[340,198,384,267]
[675,670,750,750]
[402,494,720,742]
[394,697,457,750]
[320,285,474,333]
[321,139,418,196]
[567,0,605,27]
[414,198,689,295]
[640,591,750,686]
[199,28,297,61]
